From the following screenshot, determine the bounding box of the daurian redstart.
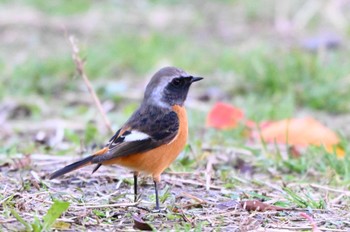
[50,66,203,210]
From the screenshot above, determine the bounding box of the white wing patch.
[123,130,150,142]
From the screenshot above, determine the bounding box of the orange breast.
[102,105,188,179]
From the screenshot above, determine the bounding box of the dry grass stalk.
[68,35,113,133]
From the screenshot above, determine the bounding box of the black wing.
[92,105,179,164]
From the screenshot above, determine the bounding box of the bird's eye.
[171,78,184,87]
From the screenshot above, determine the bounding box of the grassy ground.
[1,0,350,231]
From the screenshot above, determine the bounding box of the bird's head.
[144,67,203,108]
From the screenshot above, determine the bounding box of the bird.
[50,66,203,210]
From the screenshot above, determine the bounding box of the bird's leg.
[153,175,161,211]
[133,171,139,202]
[154,181,160,210]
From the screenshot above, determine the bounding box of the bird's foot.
[152,206,167,213]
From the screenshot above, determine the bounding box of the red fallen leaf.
[206,102,245,129]
[133,215,153,231]
[258,117,344,158]
[240,200,286,212]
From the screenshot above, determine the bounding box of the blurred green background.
[1,0,350,151]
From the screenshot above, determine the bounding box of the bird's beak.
[191,77,204,83]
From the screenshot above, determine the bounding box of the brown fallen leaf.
[133,215,153,231]
[258,117,344,158]
[240,200,286,212]
[259,118,339,146]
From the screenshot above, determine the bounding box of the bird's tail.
[50,155,94,179]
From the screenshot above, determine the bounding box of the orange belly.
[102,105,188,179]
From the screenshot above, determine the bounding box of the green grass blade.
[42,200,70,231]
[10,208,32,231]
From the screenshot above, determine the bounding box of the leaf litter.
[1,152,349,231]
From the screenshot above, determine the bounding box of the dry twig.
[68,35,113,133]
[73,202,138,209]
[205,156,214,191]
